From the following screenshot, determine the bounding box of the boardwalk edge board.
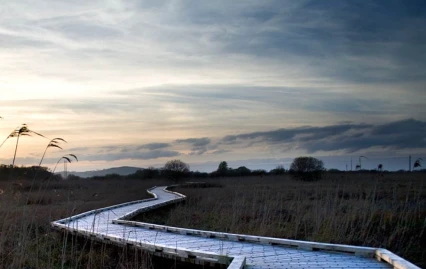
[51,184,421,269]
[54,186,161,224]
[227,256,246,269]
[53,221,233,265]
[114,219,375,254]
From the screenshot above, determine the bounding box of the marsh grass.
[135,173,426,267]
[0,177,170,269]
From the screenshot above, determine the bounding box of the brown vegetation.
[0,177,169,269]
[134,173,426,267]
[0,167,424,268]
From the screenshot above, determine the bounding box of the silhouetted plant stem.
[12,134,20,167]
[38,138,66,167]
[0,129,16,149]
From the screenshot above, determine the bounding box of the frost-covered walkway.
[52,186,419,269]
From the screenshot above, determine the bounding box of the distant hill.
[68,166,143,178]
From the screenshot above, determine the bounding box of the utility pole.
[409,155,411,172]
[351,157,352,171]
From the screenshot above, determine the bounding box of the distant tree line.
[0,164,59,181]
[2,157,424,182]
[82,156,424,181]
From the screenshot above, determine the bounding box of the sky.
[1,0,425,172]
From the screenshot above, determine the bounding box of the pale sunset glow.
[1,1,425,172]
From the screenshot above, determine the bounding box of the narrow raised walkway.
[52,186,420,269]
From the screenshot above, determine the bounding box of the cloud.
[371,118,426,135]
[89,144,174,157]
[96,146,123,154]
[222,123,371,144]
[0,148,180,166]
[68,146,89,152]
[3,0,425,94]
[220,119,426,154]
[83,150,180,162]
[2,0,426,132]
[137,143,170,150]
[210,149,230,155]
[176,137,211,155]
[176,137,211,147]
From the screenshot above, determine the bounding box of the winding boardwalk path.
[52,186,420,269]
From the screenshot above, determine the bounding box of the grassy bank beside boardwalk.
[134,173,426,268]
[0,177,169,269]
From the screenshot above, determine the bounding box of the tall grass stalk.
[38,138,66,167]
[0,129,16,149]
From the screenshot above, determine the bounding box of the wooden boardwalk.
[52,186,420,269]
